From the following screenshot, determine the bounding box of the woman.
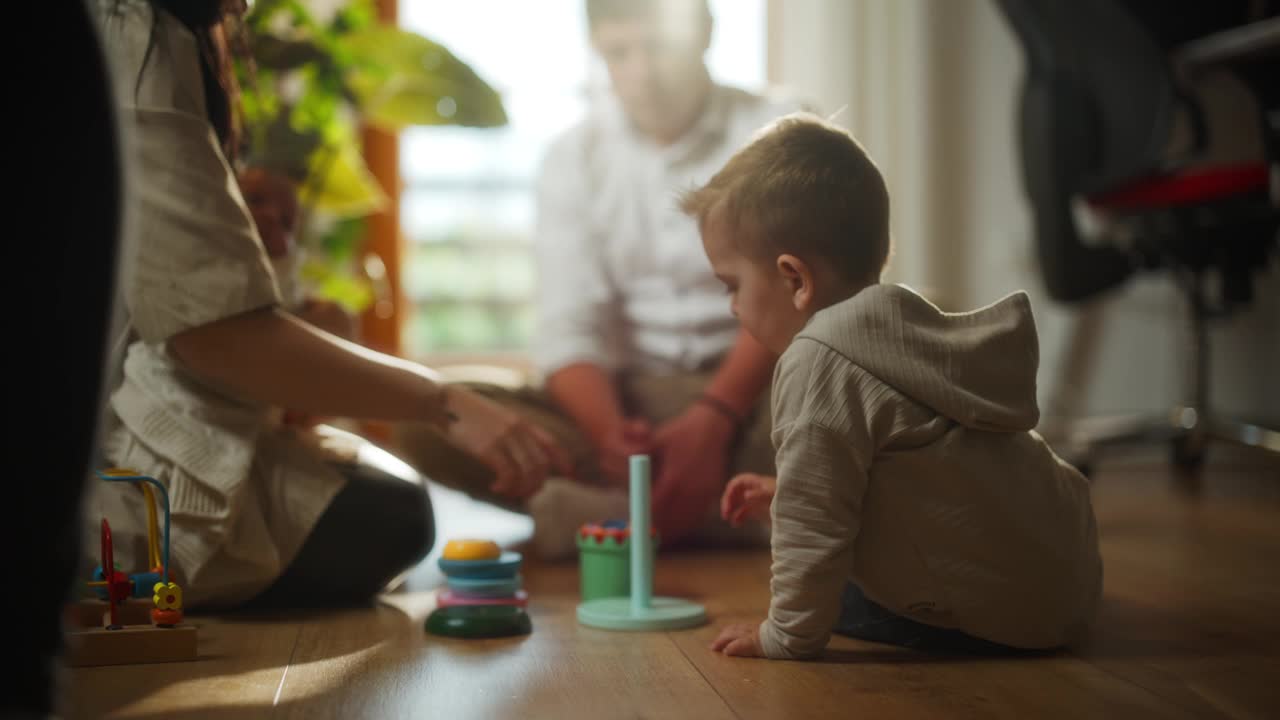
[90,0,568,608]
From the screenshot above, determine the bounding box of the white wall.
[769,0,936,299]
[768,0,1280,426]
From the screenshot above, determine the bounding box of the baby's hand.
[710,622,764,658]
[720,473,777,527]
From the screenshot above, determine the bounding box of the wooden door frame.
[360,0,402,358]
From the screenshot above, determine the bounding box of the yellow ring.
[442,539,501,561]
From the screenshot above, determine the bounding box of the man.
[399,0,800,556]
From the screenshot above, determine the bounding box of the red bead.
[151,608,183,626]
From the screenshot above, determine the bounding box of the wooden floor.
[66,449,1280,719]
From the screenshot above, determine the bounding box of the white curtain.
[769,0,942,303]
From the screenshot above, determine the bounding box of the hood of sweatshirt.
[798,283,1040,432]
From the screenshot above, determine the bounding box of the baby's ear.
[776,254,815,310]
[775,254,801,283]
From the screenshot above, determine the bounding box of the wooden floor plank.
[65,617,301,719]
[1072,459,1280,720]
[63,451,1280,719]
[273,565,737,720]
[668,555,1199,720]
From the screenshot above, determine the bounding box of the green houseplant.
[234,0,507,313]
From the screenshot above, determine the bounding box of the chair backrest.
[995,0,1182,301]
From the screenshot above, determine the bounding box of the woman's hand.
[445,386,573,499]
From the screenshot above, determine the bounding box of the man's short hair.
[680,112,892,286]
[586,0,711,30]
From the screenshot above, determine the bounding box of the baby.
[239,166,358,343]
[680,112,1101,660]
[239,167,363,459]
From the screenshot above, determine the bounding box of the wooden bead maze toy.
[67,469,197,666]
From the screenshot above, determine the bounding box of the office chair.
[994,0,1279,471]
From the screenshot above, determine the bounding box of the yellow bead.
[442,539,501,561]
[152,581,183,610]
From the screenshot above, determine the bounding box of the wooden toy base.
[65,624,198,667]
[65,600,198,667]
[72,599,153,628]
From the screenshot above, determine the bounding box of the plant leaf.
[339,27,507,129]
[298,139,388,218]
[321,216,367,263]
[247,111,321,181]
[251,36,329,71]
[299,257,374,313]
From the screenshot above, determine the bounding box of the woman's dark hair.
[117,0,247,160]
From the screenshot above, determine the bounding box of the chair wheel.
[1171,435,1206,470]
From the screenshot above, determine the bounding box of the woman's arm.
[169,307,570,497]
[170,307,450,425]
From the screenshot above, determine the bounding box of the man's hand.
[591,418,654,487]
[721,473,776,528]
[710,622,765,658]
[651,403,734,543]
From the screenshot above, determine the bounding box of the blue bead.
[130,572,162,598]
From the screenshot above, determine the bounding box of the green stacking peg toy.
[576,455,707,631]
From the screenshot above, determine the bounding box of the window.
[400,0,766,364]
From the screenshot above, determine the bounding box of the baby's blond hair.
[681,112,891,286]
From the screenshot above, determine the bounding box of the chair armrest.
[1174,17,1280,76]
